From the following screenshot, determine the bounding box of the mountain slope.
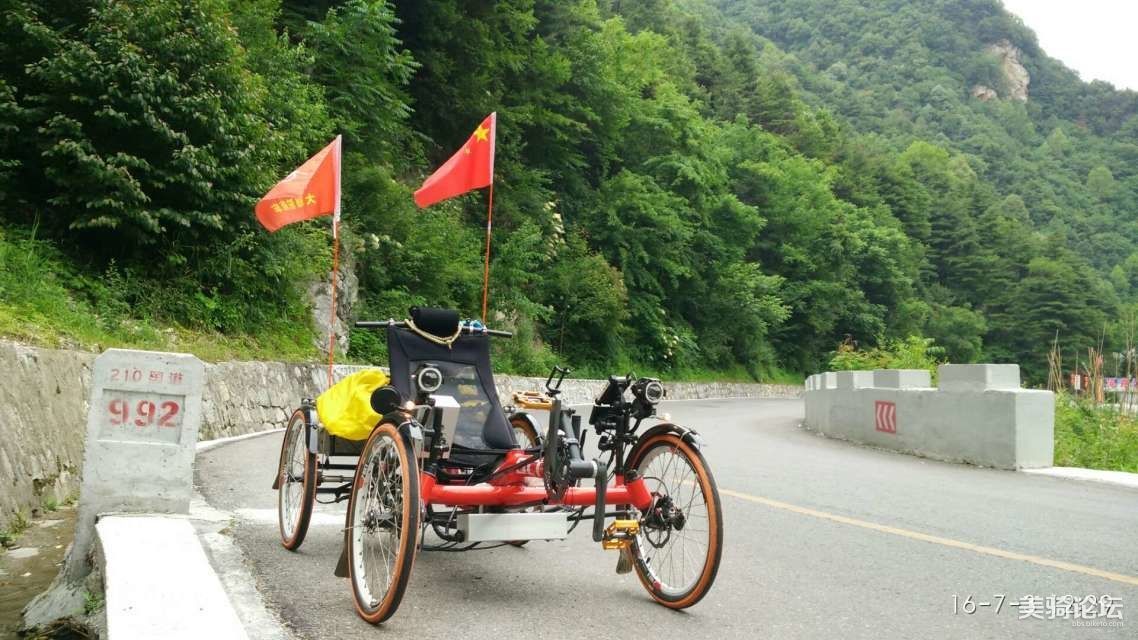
[670,0,1136,374]
[1,0,1133,382]
[707,0,1138,267]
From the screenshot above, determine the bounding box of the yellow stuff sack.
[316,369,391,441]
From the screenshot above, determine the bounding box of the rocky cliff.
[972,39,1030,102]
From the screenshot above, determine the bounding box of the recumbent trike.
[274,307,723,623]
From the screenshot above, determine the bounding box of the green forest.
[1,0,1136,383]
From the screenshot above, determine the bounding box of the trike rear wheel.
[506,416,542,547]
[511,416,540,450]
[277,408,316,550]
[626,430,723,609]
[346,422,420,624]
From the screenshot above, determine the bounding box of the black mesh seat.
[386,312,517,463]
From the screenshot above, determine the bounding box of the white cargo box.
[457,512,569,542]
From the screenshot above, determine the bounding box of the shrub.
[1054,393,1138,472]
[828,335,944,376]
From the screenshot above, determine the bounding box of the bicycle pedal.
[601,519,640,551]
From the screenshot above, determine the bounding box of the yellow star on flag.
[472,124,489,142]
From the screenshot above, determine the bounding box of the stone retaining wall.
[0,342,95,531]
[0,341,802,530]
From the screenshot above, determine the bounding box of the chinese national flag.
[255,136,342,232]
[414,113,496,208]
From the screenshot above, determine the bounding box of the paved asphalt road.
[196,399,1138,639]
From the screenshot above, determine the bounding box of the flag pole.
[480,181,494,324]
[327,135,343,388]
[327,219,340,387]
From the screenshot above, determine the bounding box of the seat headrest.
[409,307,460,338]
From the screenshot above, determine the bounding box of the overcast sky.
[999,0,1138,91]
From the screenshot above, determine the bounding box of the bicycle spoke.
[353,433,406,608]
[632,440,715,599]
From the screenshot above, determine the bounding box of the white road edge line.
[197,428,284,453]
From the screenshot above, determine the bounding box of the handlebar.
[353,319,513,338]
[353,320,402,329]
[546,365,571,395]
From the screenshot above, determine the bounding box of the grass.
[0,511,31,547]
[0,227,321,363]
[2,227,808,383]
[639,364,801,384]
[2,496,76,548]
[557,347,803,384]
[561,361,800,384]
[828,335,942,380]
[1054,392,1138,472]
[83,590,104,616]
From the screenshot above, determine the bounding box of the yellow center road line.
[719,488,1138,588]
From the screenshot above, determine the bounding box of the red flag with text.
[255,136,342,232]
[414,113,496,208]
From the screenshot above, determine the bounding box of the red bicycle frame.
[418,450,654,510]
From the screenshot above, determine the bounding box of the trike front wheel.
[346,422,420,624]
[626,429,723,609]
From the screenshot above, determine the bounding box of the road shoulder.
[1022,466,1138,491]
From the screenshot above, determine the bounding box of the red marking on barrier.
[875,400,897,434]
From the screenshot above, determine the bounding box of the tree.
[1086,165,1117,201]
[543,234,629,363]
[1000,251,1111,379]
[1,0,296,248]
[0,0,334,334]
[925,303,986,363]
[4,0,1135,382]
[307,0,417,160]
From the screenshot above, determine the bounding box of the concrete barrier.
[804,365,1053,469]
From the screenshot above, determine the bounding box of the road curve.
[195,399,1137,639]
